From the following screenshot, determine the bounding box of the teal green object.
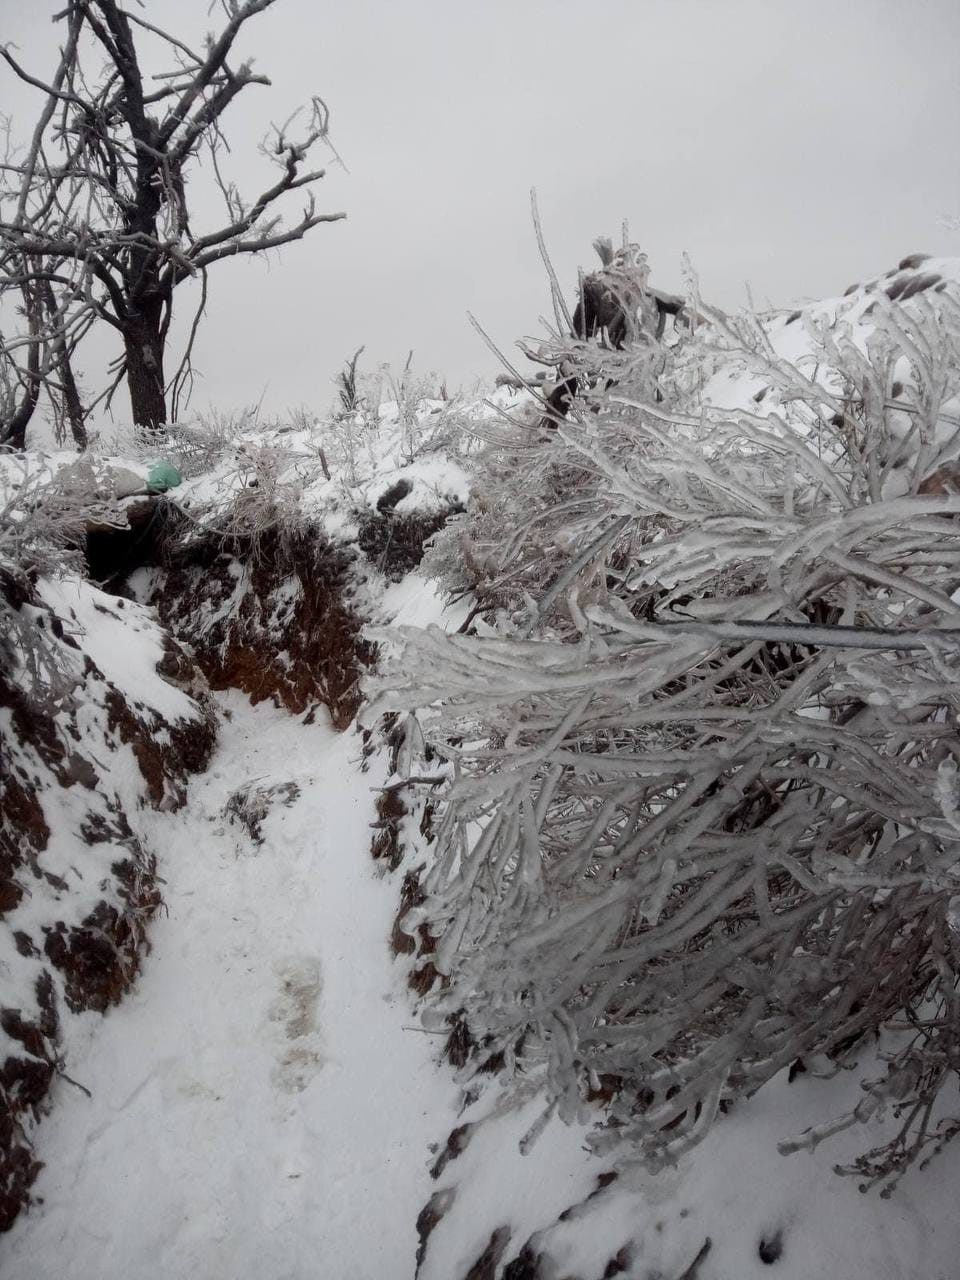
[146,461,182,492]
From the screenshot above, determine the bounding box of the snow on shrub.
[367,272,960,1191]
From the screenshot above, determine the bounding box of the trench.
[2,517,465,1277]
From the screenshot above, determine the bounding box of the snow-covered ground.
[2,689,462,1280]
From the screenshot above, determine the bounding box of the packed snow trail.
[2,690,459,1280]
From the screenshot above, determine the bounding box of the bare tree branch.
[0,0,343,434]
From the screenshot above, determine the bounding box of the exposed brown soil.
[387,862,445,995]
[104,686,215,809]
[416,1186,456,1276]
[501,1245,546,1279]
[43,855,164,1015]
[602,1245,633,1276]
[357,504,462,583]
[371,788,407,871]
[444,1013,475,1069]
[367,711,450,1000]
[0,971,58,1233]
[391,867,426,956]
[429,1121,474,1180]
[463,1225,512,1280]
[409,955,444,998]
[0,774,48,915]
[151,522,373,731]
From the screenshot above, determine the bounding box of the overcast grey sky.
[2,0,959,422]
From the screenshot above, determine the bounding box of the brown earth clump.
[357,505,461,583]
[371,788,407,872]
[462,1226,512,1280]
[415,1187,456,1276]
[152,523,373,730]
[0,971,58,1232]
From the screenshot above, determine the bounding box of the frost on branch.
[369,278,960,1187]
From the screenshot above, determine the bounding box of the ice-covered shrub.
[0,455,97,580]
[368,279,960,1190]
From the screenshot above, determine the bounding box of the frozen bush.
[368,280,960,1191]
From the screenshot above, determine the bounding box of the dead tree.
[0,243,91,450]
[0,276,42,450]
[0,267,90,450]
[38,277,86,449]
[0,16,92,450]
[0,0,344,435]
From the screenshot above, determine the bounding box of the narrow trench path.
[3,691,459,1280]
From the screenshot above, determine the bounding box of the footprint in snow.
[267,956,324,1093]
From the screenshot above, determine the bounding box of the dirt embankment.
[145,515,374,731]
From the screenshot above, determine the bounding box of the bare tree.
[38,275,87,448]
[0,278,42,449]
[0,0,344,437]
[0,256,89,450]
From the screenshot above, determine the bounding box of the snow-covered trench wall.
[0,565,216,1228]
[0,499,380,1232]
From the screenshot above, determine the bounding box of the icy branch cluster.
[370,281,960,1188]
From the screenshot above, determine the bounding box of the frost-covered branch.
[371,272,960,1184]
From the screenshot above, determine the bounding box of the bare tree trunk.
[123,308,167,430]
[39,279,86,450]
[1,281,42,450]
